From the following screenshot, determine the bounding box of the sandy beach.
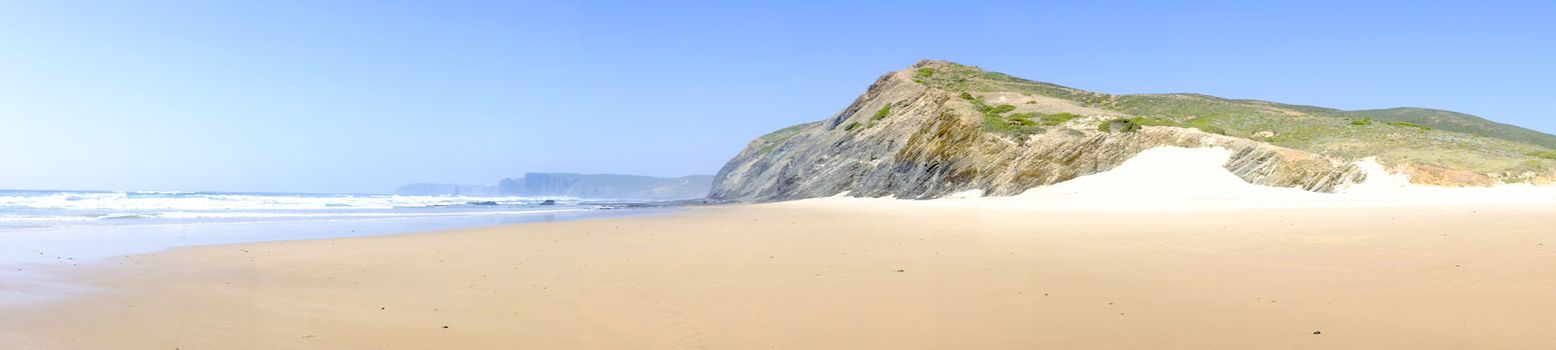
[2,198,1554,349]
[7,3,1555,349]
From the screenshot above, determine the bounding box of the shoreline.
[3,201,1554,349]
[0,206,681,266]
[0,206,684,309]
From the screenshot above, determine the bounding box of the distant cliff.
[499,173,714,200]
[710,60,1556,202]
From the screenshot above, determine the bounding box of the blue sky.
[1,0,1552,193]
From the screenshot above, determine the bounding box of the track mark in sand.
[652,230,760,349]
[639,292,711,349]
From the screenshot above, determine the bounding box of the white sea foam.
[0,216,101,223]
[0,191,601,229]
[150,208,590,220]
[0,192,571,211]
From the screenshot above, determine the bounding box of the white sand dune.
[1006,147,1324,209]
[1340,155,1556,203]
[814,146,1556,210]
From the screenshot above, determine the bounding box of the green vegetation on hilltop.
[962,92,1042,138]
[1040,113,1081,125]
[1346,108,1556,149]
[919,61,1107,104]
[1386,121,1431,131]
[907,60,1556,178]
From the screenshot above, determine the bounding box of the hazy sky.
[2,0,1552,193]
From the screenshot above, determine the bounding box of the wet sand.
[2,201,1554,349]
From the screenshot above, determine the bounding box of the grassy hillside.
[910,60,1556,184]
[1343,108,1556,149]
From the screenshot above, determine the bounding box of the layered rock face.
[710,61,1368,202]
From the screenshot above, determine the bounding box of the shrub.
[970,99,1042,138]
[1098,118,1142,133]
[1127,116,1178,127]
[844,121,861,131]
[1007,113,1038,126]
[871,105,892,121]
[1531,150,1556,160]
[1386,121,1431,131]
[1351,118,1373,126]
[1039,112,1081,125]
[983,114,1013,132]
[960,92,975,100]
[915,68,936,78]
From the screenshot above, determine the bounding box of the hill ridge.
[920,60,1556,148]
[709,60,1555,202]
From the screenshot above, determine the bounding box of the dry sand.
[1,202,1554,349]
[3,147,1555,349]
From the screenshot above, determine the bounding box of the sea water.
[0,190,671,266]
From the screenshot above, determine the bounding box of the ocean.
[0,190,670,266]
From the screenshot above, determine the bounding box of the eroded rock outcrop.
[710,61,1368,202]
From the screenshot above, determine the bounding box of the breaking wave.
[0,190,594,228]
